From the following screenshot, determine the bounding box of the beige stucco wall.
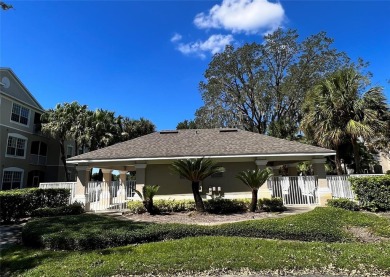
[145,161,256,199]
[1,70,76,189]
[379,153,390,173]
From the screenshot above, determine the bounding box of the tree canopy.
[41,102,156,155]
[301,67,389,174]
[185,28,352,139]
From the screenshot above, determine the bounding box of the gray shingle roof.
[68,129,334,162]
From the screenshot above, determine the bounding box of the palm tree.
[236,168,273,212]
[135,185,160,215]
[121,117,156,141]
[301,68,388,174]
[68,102,89,155]
[171,158,225,212]
[41,103,75,181]
[88,109,125,151]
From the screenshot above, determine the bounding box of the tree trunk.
[144,198,156,215]
[74,140,78,156]
[250,189,258,212]
[351,138,361,174]
[335,145,343,175]
[192,181,205,212]
[59,140,70,181]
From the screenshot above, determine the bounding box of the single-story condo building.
[66,128,336,209]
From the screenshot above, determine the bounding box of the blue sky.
[1,0,389,131]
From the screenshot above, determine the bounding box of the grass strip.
[2,237,390,277]
[22,207,390,250]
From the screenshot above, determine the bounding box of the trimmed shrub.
[31,203,85,218]
[386,170,390,175]
[127,199,250,214]
[258,198,286,212]
[0,188,70,223]
[127,201,147,214]
[350,175,390,212]
[23,207,381,250]
[327,198,360,211]
[205,198,249,214]
[154,199,196,213]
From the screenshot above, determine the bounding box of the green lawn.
[2,207,390,276]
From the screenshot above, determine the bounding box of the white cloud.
[194,0,285,34]
[176,34,234,58]
[170,33,182,42]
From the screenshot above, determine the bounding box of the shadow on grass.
[0,245,68,276]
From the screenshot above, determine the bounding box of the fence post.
[135,164,147,200]
[75,165,90,206]
[312,158,332,206]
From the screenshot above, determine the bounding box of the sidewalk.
[0,223,24,249]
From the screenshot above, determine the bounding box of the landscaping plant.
[135,185,160,215]
[349,175,390,211]
[236,168,273,212]
[326,198,360,211]
[171,158,225,212]
[258,198,286,212]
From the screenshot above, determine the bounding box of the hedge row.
[127,198,285,214]
[31,203,85,218]
[350,175,390,211]
[327,198,360,211]
[21,207,362,250]
[0,188,71,223]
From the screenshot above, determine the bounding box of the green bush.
[127,199,249,214]
[350,175,390,212]
[386,170,390,175]
[327,198,360,211]
[31,203,85,218]
[24,207,389,250]
[205,198,249,214]
[0,188,70,223]
[258,198,286,212]
[127,201,146,214]
[154,199,196,213]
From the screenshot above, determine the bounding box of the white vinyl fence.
[267,176,319,205]
[326,176,354,200]
[327,174,384,201]
[86,180,136,211]
[39,182,77,204]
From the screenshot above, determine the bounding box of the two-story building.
[0,68,76,190]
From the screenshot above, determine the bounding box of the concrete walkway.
[0,223,24,249]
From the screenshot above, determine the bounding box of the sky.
[1,0,389,131]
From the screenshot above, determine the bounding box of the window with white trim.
[11,103,30,125]
[6,134,27,158]
[2,168,24,190]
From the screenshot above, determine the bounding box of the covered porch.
[60,156,334,211]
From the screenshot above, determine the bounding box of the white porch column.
[312,158,331,206]
[287,163,298,176]
[118,170,127,202]
[135,164,147,200]
[255,159,272,199]
[119,170,127,183]
[100,169,112,206]
[101,169,112,182]
[75,165,90,204]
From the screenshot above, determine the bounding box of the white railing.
[327,174,384,201]
[327,176,354,200]
[86,180,136,211]
[267,176,319,205]
[39,182,77,204]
